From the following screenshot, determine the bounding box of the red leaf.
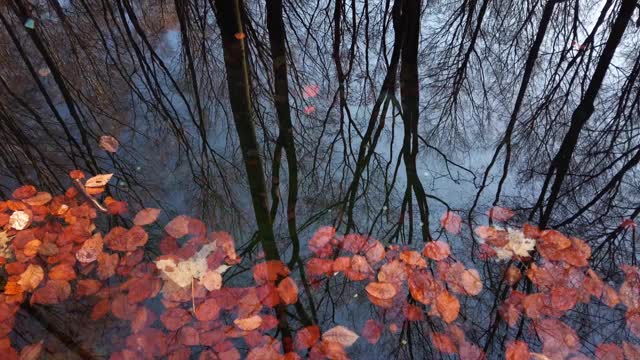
[160,308,192,331]
[277,276,299,305]
[431,333,457,354]
[165,215,191,238]
[253,260,290,284]
[308,226,335,255]
[400,250,427,268]
[295,325,320,350]
[12,185,37,200]
[436,291,460,323]
[595,343,624,360]
[361,319,383,344]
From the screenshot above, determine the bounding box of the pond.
[0,0,639,359]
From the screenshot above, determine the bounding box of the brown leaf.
[99,135,119,153]
[23,192,52,206]
[12,185,37,200]
[31,280,71,305]
[85,174,113,188]
[133,208,161,226]
[48,263,76,281]
[400,250,427,268]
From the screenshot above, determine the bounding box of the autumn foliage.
[1,175,640,359]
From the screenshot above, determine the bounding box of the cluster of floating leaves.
[1,175,639,359]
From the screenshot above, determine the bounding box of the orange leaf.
[365,282,397,300]
[85,173,113,188]
[76,279,102,297]
[364,241,386,264]
[431,333,457,354]
[436,291,460,323]
[23,240,42,257]
[48,263,76,281]
[23,192,52,206]
[253,260,290,284]
[308,226,335,255]
[440,211,462,234]
[17,264,44,292]
[200,270,223,291]
[423,241,451,261]
[69,170,85,180]
[461,269,483,295]
[12,185,37,200]
[400,250,427,268]
[277,276,299,305]
[133,208,161,226]
[506,341,530,360]
[234,315,263,331]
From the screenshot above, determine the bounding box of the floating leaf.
[12,185,37,200]
[295,325,320,350]
[19,340,43,360]
[488,206,515,222]
[400,250,427,268]
[432,333,457,354]
[277,276,299,305]
[164,215,191,238]
[361,319,383,344]
[99,135,119,153]
[461,269,483,296]
[234,315,262,331]
[322,325,359,347]
[48,263,76,281]
[506,341,530,360]
[365,282,397,301]
[441,211,462,234]
[423,241,451,261]
[303,84,320,99]
[133,208,161,226]
[85,174,113,188]
[23,192,52,206]
[436,291,460,323]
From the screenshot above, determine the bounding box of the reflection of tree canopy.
[0,0,640,358]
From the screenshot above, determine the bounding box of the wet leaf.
[48,263,76,281]
[308,226,335,255]
[441,211,462,234]
[85,174,113,188]
[17,264,44,292]
[31,280,71,305]
[133,208,161,226]
[595,343,623,360]
[365,282,397,300]
[295,325,320,350]
[400,250,427,268]
[165,215,191,238]
[99,135,119,153]
[200,270,222,291]
[23,192,52,206]
[423,241,450,261]
[19,340,44,360]
[12,185,37,200]
[234,315,262,331]
[322,325,359,347]
[160,307,192,331]
[361,319,383,344]
[461,269,483,296]
[277,276,299,305]
[436,291,460,323]
[506,341,530,360]
[488,206,515,222]
[431,333,457,354]
[23,240,41,257]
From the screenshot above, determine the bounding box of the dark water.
[1,0,639,359]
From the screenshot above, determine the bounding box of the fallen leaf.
[133,208,161,226]
[165,215,191,238]
[9,211,30,230]
[99,135,119,153]
[322,325,359,347]
[436,291,460,323]
[200,270,222,291]
[361,319,383,344]
[295,325,320,350]
[234,315,263,331]
[423,241,451,261]
[19,340,44,360]
[461,269,483,295]
[85,174,113,188]
[277,276,299,305]
[441,211,462,234]
[365,282,397,300]
[17,264,44,292]
[432,333,457,354]
[23,192,52,206]
[506,341,530,360]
